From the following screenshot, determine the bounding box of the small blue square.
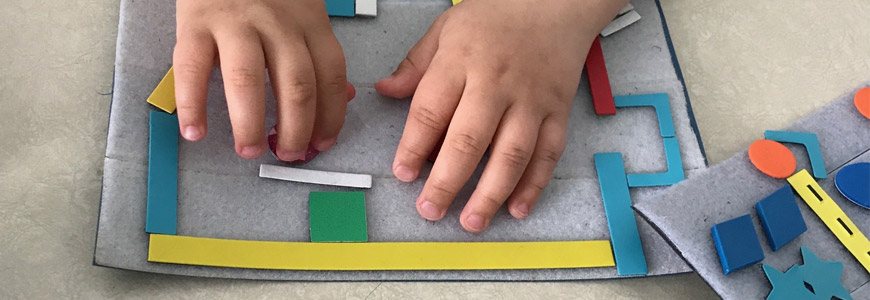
[711,214,765,275]
[756,185,807,251]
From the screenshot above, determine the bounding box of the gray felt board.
[634,84,870,299]
[95,0,707,280]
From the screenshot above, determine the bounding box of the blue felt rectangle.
[627,137,685,187]
[614,93,676,138]
[325,0,355,17]
[594,152,648,276]
[146,110,179,235]
[711,214,765,275]
[755,185,807,251]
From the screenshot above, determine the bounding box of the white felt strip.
[356,0,377,17]
[617,3,635,16]
[601,10,641,37]
[259,164,373,189]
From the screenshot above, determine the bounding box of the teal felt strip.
[146,110,179,235]
[764,130,827,179]
[614,93,676,138]
[594,152,648,275]
[325,0,355,17]
[627,137,685,187]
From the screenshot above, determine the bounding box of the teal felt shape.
[594,153,648,276]
[309,191,368,242]
[711,214,764,275]
[763,264,816,300]
[755,185,806,251]
[614,93,676,138]
[146,110,179,235]
[835,162,870,209]
[797,246,852,300]
[764,130,826,179]
[626,137,685,187]
[325,0,355,17]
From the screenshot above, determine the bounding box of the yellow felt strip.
[146,67,176,114]
[787,169,870,274]
[148,234,615,270]
[452,0,462,5]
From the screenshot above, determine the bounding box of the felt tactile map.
[634,85,870,299]
[95,0,708,280]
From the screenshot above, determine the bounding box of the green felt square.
[308,191,368,242]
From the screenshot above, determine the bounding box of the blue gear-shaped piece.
[764,246,852,300]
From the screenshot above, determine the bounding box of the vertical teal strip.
[594,152,648,275]
[146,111,178,235]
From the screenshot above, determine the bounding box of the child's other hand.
[174,0,353,161]
[375,0,626,232]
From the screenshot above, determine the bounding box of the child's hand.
[375,0,626,232]
[174,0,353,162]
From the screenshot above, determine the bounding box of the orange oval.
[855,87,870,119]
[748,139,797,179]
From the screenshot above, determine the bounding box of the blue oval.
[835,162,870,209]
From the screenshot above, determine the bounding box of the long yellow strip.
[148,234,615,270]
[788,169,870,274]
[146,67,176,114]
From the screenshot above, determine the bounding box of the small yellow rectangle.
[788,169,870,274]
[452,0,462,5]
[146,67,176,114]
[148,234,615,270]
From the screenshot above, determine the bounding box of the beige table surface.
[2,0,868,298]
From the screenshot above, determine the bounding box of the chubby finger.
[307,32,349,151]
[173,27,216,142]
[214,27,268,159]
[415,84,506,221]
[460,110,540,232]
[506,116,568,219]
[261,33,318,161]
[392,57,465,182]
[374,13,449,99]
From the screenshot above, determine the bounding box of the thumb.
[375,14,448,99]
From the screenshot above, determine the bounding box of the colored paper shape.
[593,153,648,275]
[835,162,870,209]
[711,214,765,275]
[856,87,870,119]
[765,130,826,179]
[787,169,870,274]
[755,185,807,251]
[325,0,355,17]
[148,234,616,270]
[585,37,616,115]
[748,139,797,179]
[797,246,852,300]
[626,137,685,187]
[763,264,816,300]
[146,111,179,235]
[146,67,176,114]
[614,93,676,138]
[309,191,368,242]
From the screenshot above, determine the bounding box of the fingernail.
[278,150,306,162]
[183,126,202,141]
[419,201,444,221]
[465,214,486,232]
[394,165,417,182]
[314,137,337,151]
[514,203,530,219]
[240,145,263,158]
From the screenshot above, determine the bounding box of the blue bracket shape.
[594,153,648,276]
[764,130,826,179]
[626,137,685,187]
[614,93,676,138]
[325,0,355,17]
[146,111,179,235]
